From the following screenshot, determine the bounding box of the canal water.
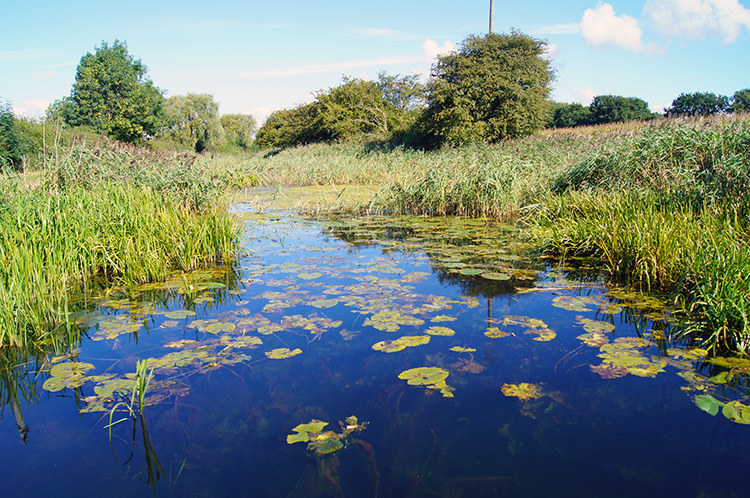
[1,188,749,497]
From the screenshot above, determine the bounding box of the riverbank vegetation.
[0,140,252,348]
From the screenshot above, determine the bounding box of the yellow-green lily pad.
[501,383,544,401]
[266,348,303,359]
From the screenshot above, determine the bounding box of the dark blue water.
[1,201,748,498]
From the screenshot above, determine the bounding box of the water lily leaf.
[694,394,724,416]
[372,335,430,353]
[551,296,595,312]
[450,346,476,353]
[309,299,339,309]
[287,420,328,444]
[164,310,197,320]
[481,271,511,281]
[485,327,511,338]
[258,324,284,335]
[297,272,323,280]
[398,367,449,386]
[501,383,543,401]
[42,376,66,392]
[525,328,556,342]
[206,322,237,334]
[165,339,198,348]
[723,401,750,425]
[458,268,483,276]
[425,326,455,336]
[578,317,615,334]
[590,363,628,379]
[577,332,609,348]
[266,348,302,359]
[308,437,344,456]
[431,315,458,322]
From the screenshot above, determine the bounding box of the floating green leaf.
[450,346,476,353]
[551,296,595,312]
[481,271,511,281]
[485,327,511,338]
[722,401,750,425]
[372,335,430,353]
[164,310,197,320]
[266,348,302,359]
[425,326,455,336]
[694,394,724,416]
[287,420,329,444]
[398,367,454,397]
[501,383,543,401]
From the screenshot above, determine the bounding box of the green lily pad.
[458,268,483,276]
[501,383,543,401]
[164,310,197,320]
[694,394,724,416]
[372,335,430,353]
[481,271,511,281]
[266,348,303,359]
[425,326,455,336]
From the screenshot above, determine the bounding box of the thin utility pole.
[489,0,494,33]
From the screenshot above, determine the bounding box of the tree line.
[3,34,750,169]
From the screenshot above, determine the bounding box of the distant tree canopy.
[419,31,553,147]
[0,101,28,169]
[58,40,165,143]
[255,73,426,148]
[548,102,593,128]
[589,95,656,124]
[162,94,224,152]
[666,92,732,117]
[220,113,256,150]
[731,89,750,113]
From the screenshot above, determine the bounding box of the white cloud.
[422,39,455,62]
[250,106,273,126]
[580,3,649,52]
[12,100,49,119]
[543,43,560,60]
[573,87,598,105]
[644,0,750,43]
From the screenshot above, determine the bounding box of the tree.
[549,102,593,128]
[419,30,554,147]
[162,94,224,152]
[589,95,655,124]
[254,73,426,148]
[220,114,256,150]
[0,101,27,169]
[665,92,732,117]
[60,40,165,143]
[731,89,750,113]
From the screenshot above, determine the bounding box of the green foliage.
[589,95,656,124]
[0,101,29,169]
[666,92,732,117]
[549,102,593,128]
[220,113,256,150]
[161,93,225,152]
[731,88,750,113]
[255,73,425,149]
[60,40,165,143]
[419,30,553,147]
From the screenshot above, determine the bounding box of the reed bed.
[1,138,242,348]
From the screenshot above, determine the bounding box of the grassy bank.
[1,140,243,348]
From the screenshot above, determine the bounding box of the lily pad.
[287,420,329,444]
[164,310,197,320]
[372,335,430,353]
[501,383,544,401]
[425,326,456,336]
[450,346,476,353]
[485,327,511,338]
[265,348,303,359]
[481,271,511,281]
[694,394,724,416]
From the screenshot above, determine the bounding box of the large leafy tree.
[162,94,225,152]
[731,89,750,113]
[665,92,732,117]
[61,40,164,143]
[589,95,655,124]
[549,102,593,128]
[420,30,554,147]
[220,113,256,150]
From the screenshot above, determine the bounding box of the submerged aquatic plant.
[287,416,368,458]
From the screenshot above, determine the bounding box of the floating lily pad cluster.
[287,416,368,457]
[484,315,556,342]
[501,382,544,401]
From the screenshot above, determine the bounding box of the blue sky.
[2,0,749,124]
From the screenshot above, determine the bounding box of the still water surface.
[1,190,749,497]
